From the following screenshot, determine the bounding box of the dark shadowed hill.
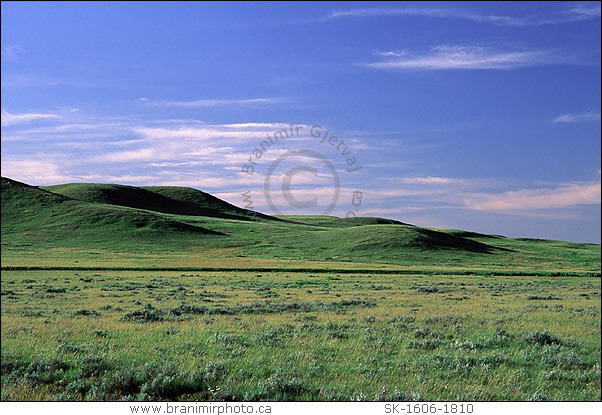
[42,182,275,221]
[1,177,225,243]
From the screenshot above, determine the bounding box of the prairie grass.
[2,270,600,401]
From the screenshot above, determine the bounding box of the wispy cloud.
[1,110,61,126]
[132,122,304,142]
[1,114,319,177]
[564,4,602,20]
[465,182,601,213]
[1,120,134,143]
[75,174,159,184]
[359,207,425,216]
[0,158,165,186]
[363,46,552,71]
[98,148,161,163]
[366,175,498,202]
[398,176,466,185]
[1,73,125,89]
[1,44,24,60]
[144,97,288,108]
[374,50,407,58]
[329,5,601,26]
[0,159,73,184]
[367,175,602,220]
[221,122,292,129]
[553,110,601,123]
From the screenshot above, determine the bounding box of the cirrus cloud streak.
[1,109,61,126]
[465,182,601,213]
[363,46,553,71]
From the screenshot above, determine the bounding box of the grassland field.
[1,269,600,401]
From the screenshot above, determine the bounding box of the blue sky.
[1,1,601,243]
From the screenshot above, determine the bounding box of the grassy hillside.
[2,177,600,273]
[2,177,225,245]
[42,182,272,221]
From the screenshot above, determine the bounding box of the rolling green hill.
[42,182,273,221]
[1,176,600,272]
[1,177,225,243]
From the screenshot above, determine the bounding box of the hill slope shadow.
[2,177,225,240]
[42,182,275,221]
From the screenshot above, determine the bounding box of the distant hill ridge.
[4,176,599,274]
[1,176,501,253]
[41,182,272,221]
